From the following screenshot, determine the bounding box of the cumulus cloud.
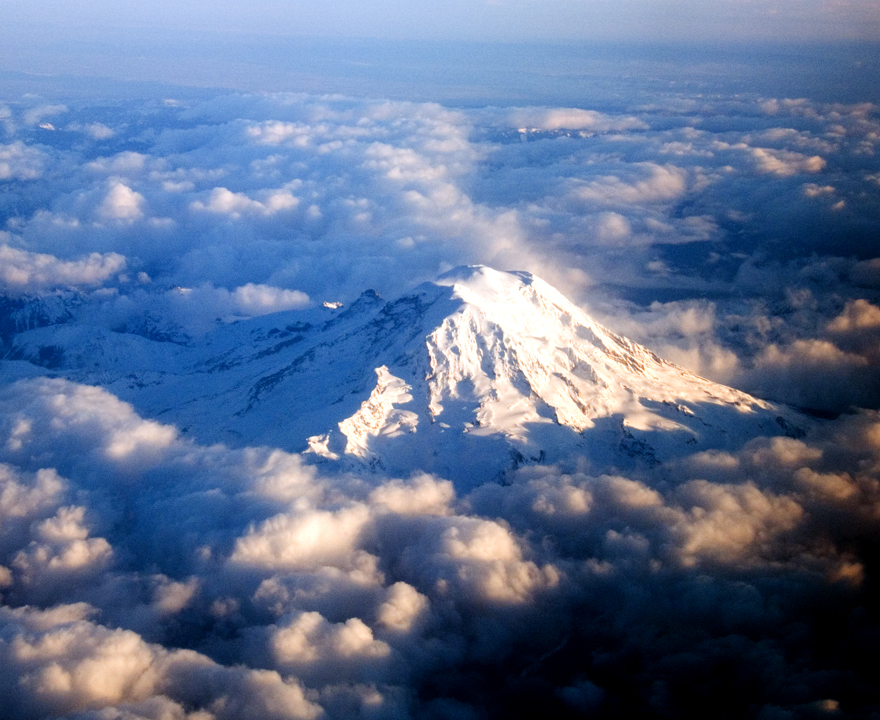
[264,610,392,686]
[0,366,875,717]
[0,244,126,292]
[0,379,178,470]
[98,181,146,222]
[230,505,372,571]
[744,339,877,411]
[827,298,880,332]
[750,147,826,176]
[0,141,45,180]
[570,163,688,206]
[190,186,300,218]
[0,76,879,719]
[1,90,875,327]
[231,283,310,314]
[505,107,648,132]
[0,603,322,720]
[80,122,115,140]
[375,582,429,633]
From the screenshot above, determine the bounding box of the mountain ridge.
[0,266,806,487]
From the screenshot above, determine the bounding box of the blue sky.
[5,0,880,42]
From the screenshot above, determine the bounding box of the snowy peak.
[419,266,767,433]
[0,266,803,486]
[300,266,795,484]
[434,264,538,302]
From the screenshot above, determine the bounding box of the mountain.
[0,266,806,487]
[0,291,80,344]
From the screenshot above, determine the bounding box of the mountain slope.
[0,267,805,487]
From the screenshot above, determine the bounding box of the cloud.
[1,91,874,327]
[22,104,68,126]
[369,474,454,516]
[569,163,688,206]
[82,123,115,140]
[670,479,804,567]
[0,603,323,720]
[231,283,310,314]
[0,244,126,292]
[375,581,430,633]
[98,181,146,222]
[190,186,300,218]
[505,107,648,133]
[264,610,392,685]
[390,514,561,604]
[0,141,45,180]
[0,374,876,716]
[0,81,879,718]
[827,298,880,332]
[0,379,178,470]
[230,505,372,571]
[11,504,114,599]
[745,339,877,412]
[86,152,149,175]
[750,147,826,176]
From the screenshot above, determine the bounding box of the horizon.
[5,0,880,43]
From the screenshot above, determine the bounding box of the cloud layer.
[1,75,879,718]
[2,88,878,408]
[0,373,877,718]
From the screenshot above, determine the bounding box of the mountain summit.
[1,266,803,486]
[301,265,800,483]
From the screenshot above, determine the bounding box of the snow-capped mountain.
[0,266,805,487]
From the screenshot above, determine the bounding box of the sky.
[1,4,880,720]
[4,0,880,42]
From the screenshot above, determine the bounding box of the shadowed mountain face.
[0,266,806,487]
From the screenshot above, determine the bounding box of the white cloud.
[505,107,648,132]
[570,163,688,206]
[87,152,149,175]
[376,582,429,633]
[232,283,310,314]
[0,465,66,522]
[0,84,879,718]
[84,123,115,140]
[0,371,876,716]
[267,611,391,684]
[22,104,68,126]
[0,379,177,468]
[595,211,632,243]
[0,141,45,180]
[396,515,560,603]
[98,181,146,221]
[0,244,126,291]
[247,121,314,146]
[0,604,323,720]
[12,504,113,588]
[369,474,454,516]
[230,505,372,571]
[190,186,299,218]
[751,147,826,176]
[671,480,804,567]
